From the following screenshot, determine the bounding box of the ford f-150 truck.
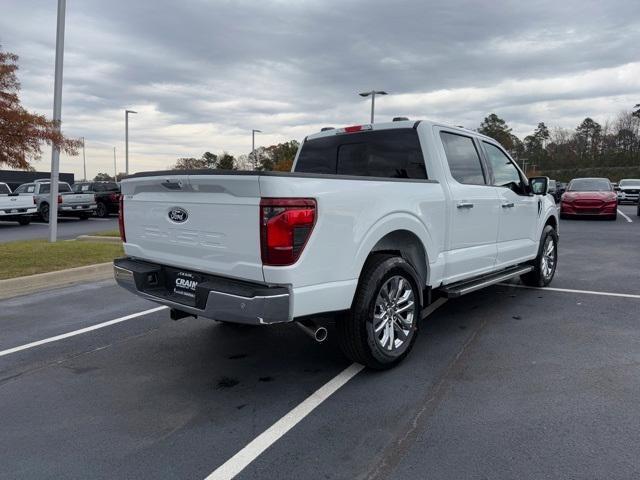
[114,120,558,369]
[14,180,97,221]
[0,182,36,225]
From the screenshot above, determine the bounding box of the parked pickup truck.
[14,180,96,221]
[0,182,36,225]
[72,181,120,218]
[114,120,559,369]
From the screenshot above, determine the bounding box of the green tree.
[217,152,236,170]
[477,113,519,154]
[257,140,299,171]
[94,172,114,181]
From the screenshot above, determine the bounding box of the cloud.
[1,0,639,178]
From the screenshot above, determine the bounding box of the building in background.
[0,170,75,191]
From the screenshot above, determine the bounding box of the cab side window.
[14,185,26,194]
[482,142,525,194]
[440,132,486,185]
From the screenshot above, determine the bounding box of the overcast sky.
[2,0,639,178]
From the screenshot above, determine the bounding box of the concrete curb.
[76,235,122,244]
[0,262,114,301]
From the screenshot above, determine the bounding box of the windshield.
[568,178,612,192]
[619,179,640,187]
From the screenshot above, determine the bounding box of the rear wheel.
[95,202,108,218]
[521,225,558,287]
[39,203,49,223]
[337,255,421,370]
[18,217,31,226]
[78,213,90,220]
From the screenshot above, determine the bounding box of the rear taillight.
[118,195,126,242]
[57,195,62,204]
[260,198,316,266]
[109,193,120,202]
[33,196,37,205]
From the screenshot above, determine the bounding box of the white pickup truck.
[14,180,97,221]
[114,120,558,369]
[0,182,37,225]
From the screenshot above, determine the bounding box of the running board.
[440,265,533,298]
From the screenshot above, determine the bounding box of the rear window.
[295,129,427,179]
[39,183,71,194]
[0,184,10,194]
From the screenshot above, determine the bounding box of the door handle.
[456,202,474,209]
[501,202,515,208]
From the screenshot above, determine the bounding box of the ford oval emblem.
[168,207,188,223]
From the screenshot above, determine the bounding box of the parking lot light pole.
[125,109,137,175]
[359,90,387,124]
[82,137,86,181]
[113,147,117,179]
[48,0,66,243]
[252,129,262,170]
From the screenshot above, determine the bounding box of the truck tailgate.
[0,194,34,212]
[61,193,94,205]
[121,174,264,283]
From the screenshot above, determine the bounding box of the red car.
[560,178,617,220]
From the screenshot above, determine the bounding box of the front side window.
[482,142,524,193]
[440,132,485,185]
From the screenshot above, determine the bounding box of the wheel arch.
[353,214,434,307]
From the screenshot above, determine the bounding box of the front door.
[481,141,539,267]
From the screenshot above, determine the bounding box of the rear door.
[481,141,539,266]
[436,128,501,283]
[121,174,264,282]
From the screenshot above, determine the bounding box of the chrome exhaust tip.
[295,321,328,343]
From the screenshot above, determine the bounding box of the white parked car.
[0,182,37,225]
[114,119,559,369]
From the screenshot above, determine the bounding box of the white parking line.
[617,209,633,223]
[500,283,640,299]
[0,306,167,358]
[205,298,448,480]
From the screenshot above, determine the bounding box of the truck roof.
[306,119,494,142]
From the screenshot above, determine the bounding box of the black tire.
[39,203,49,223]
[337,254,422,370]
[521,225,558,287]
[18,217,31,225]
[78,213,90,220]
[95,202,108,218]
[637,205,639,217]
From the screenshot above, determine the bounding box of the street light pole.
[252,129,262,170]
[82,136,86,181]
[359,90,388,124]
[113,147,117,179]
[48,0,66,243]
[125,109,137,175]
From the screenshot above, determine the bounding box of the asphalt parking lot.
[1,205,639,479]
[0,216,118,243]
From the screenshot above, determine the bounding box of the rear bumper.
[59,204,96,212]
[113,257,291,325]
[0,207,37,216]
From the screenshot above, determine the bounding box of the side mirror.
[529,176,549,195]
